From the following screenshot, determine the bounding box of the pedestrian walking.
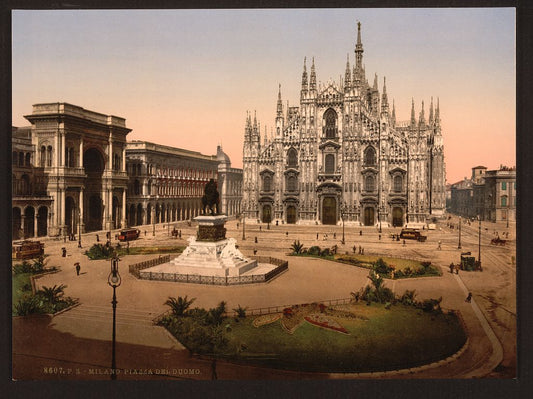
[333,232,336,239]
[359,230,362,236]
[317,233,319,240]
[353,245,356,254]
[254,236,258,243]
[78,240,82,248]
[379,234,381,241]
[96,234,99,242]
[438,240,442,250]
[450,263,455,274]
[286,231,288,237]
[455,265,460,275]
[62,247,66,257]
[259,226,262,232]
[403,239,406,246]
[75,262,81,276]
[465,293,472,303]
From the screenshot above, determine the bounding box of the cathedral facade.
[242,23,446,227]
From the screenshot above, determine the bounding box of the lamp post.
[341,204,345,245]
[458,216,462,249]
[242,212,246,240]
[506,181,510,229]
[78,207,82,248]
[108,255,121,380]
[478,215,482,269]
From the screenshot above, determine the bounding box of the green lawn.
[217,303,466,373]
[116,245,184,256]
[12,273,32,304]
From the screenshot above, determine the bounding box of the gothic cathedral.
[242,23,446,227]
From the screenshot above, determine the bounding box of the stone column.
[20,214,26,238]
[108,136,113,170]
[122,147,126,172]
[79,138,84,167]
[122,189,127,228]
[34,213,38,237]
[60,189,66,236]
[55,132,60,167]
[79,188,85,233]
[60,131,66,167]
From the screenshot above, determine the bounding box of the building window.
[47,146,53,167]
[288,148,298,167]
[364,146,376,166]
[25,153,31,166]
[501,195,507,207]
[325,154,335,174]
[393,175,403,192]
[287,175,297,191]
[365,175,375,192]
[263,175,271,192]
[502,182,507,190]
[324,108,337,138]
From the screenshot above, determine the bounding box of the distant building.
[449,165,515,222]
[125,141,219,227]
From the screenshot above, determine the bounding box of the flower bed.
[304,313,349,334]
[252,313,282,327]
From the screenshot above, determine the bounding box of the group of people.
[353,245,365,255]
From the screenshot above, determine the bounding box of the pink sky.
[12,9,515,183]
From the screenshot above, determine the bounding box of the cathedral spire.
[410,98,417,126]
[435,97,440,126]
[429,97,434,125]
[355,21,364,71]
[310,57,317,91]
[344,54,351,91]
[276,84,283,118]
[381,76,389,114]
[391,99,396,127]
[301,57,308,95]
[419,100,426,127]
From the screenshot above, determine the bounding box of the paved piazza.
[13,215,516,380]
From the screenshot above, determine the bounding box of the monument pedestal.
[167,215,258,277]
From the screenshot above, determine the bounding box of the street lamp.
[341,204,345,245]
[458,216,462,249]
[478,215,482,270]
[108,255,121,380]
[242,212,246,240]
[78,207,82,248]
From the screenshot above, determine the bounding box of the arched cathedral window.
[287,148,298,167]
[287,175,297,191]
[364,146,376,166]
[324,108,337,139]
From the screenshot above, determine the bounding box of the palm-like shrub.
[233,304,247,318]
[208,301,227,326]
[165,296,196,317]
[13,296,43,316]
[37,284,66,304]
[291,240,305,255]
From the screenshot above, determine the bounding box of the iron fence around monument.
[129,255,288,286]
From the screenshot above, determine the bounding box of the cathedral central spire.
[276,84,283,117]
[355,21,364,71]
[301,57,308,94]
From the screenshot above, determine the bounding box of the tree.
[208,301,227,326]
[165,296,196,317]
[233,304,247,318]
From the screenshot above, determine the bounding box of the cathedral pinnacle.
[344,54,351,91]
[381,76,389,114]
[310,57,317,91]
[391,99,396,127]
[301,57,308,93]
[373,73,378,90]
[429,97,434,125]
[419,100,426,126]
[276,84,283,117]
[410,98,417,126]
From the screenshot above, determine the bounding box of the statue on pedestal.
[202,179,220,216]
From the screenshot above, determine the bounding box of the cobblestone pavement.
[12,216,516,380]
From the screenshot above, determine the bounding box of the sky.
[12,8,515,184]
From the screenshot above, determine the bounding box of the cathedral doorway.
[262,204,272,223]
[322,197,337,225]
[363,207,375,226]
[286,206,297,224]
[392,207,404,227]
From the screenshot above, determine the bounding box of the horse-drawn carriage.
[490,237,507,246]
